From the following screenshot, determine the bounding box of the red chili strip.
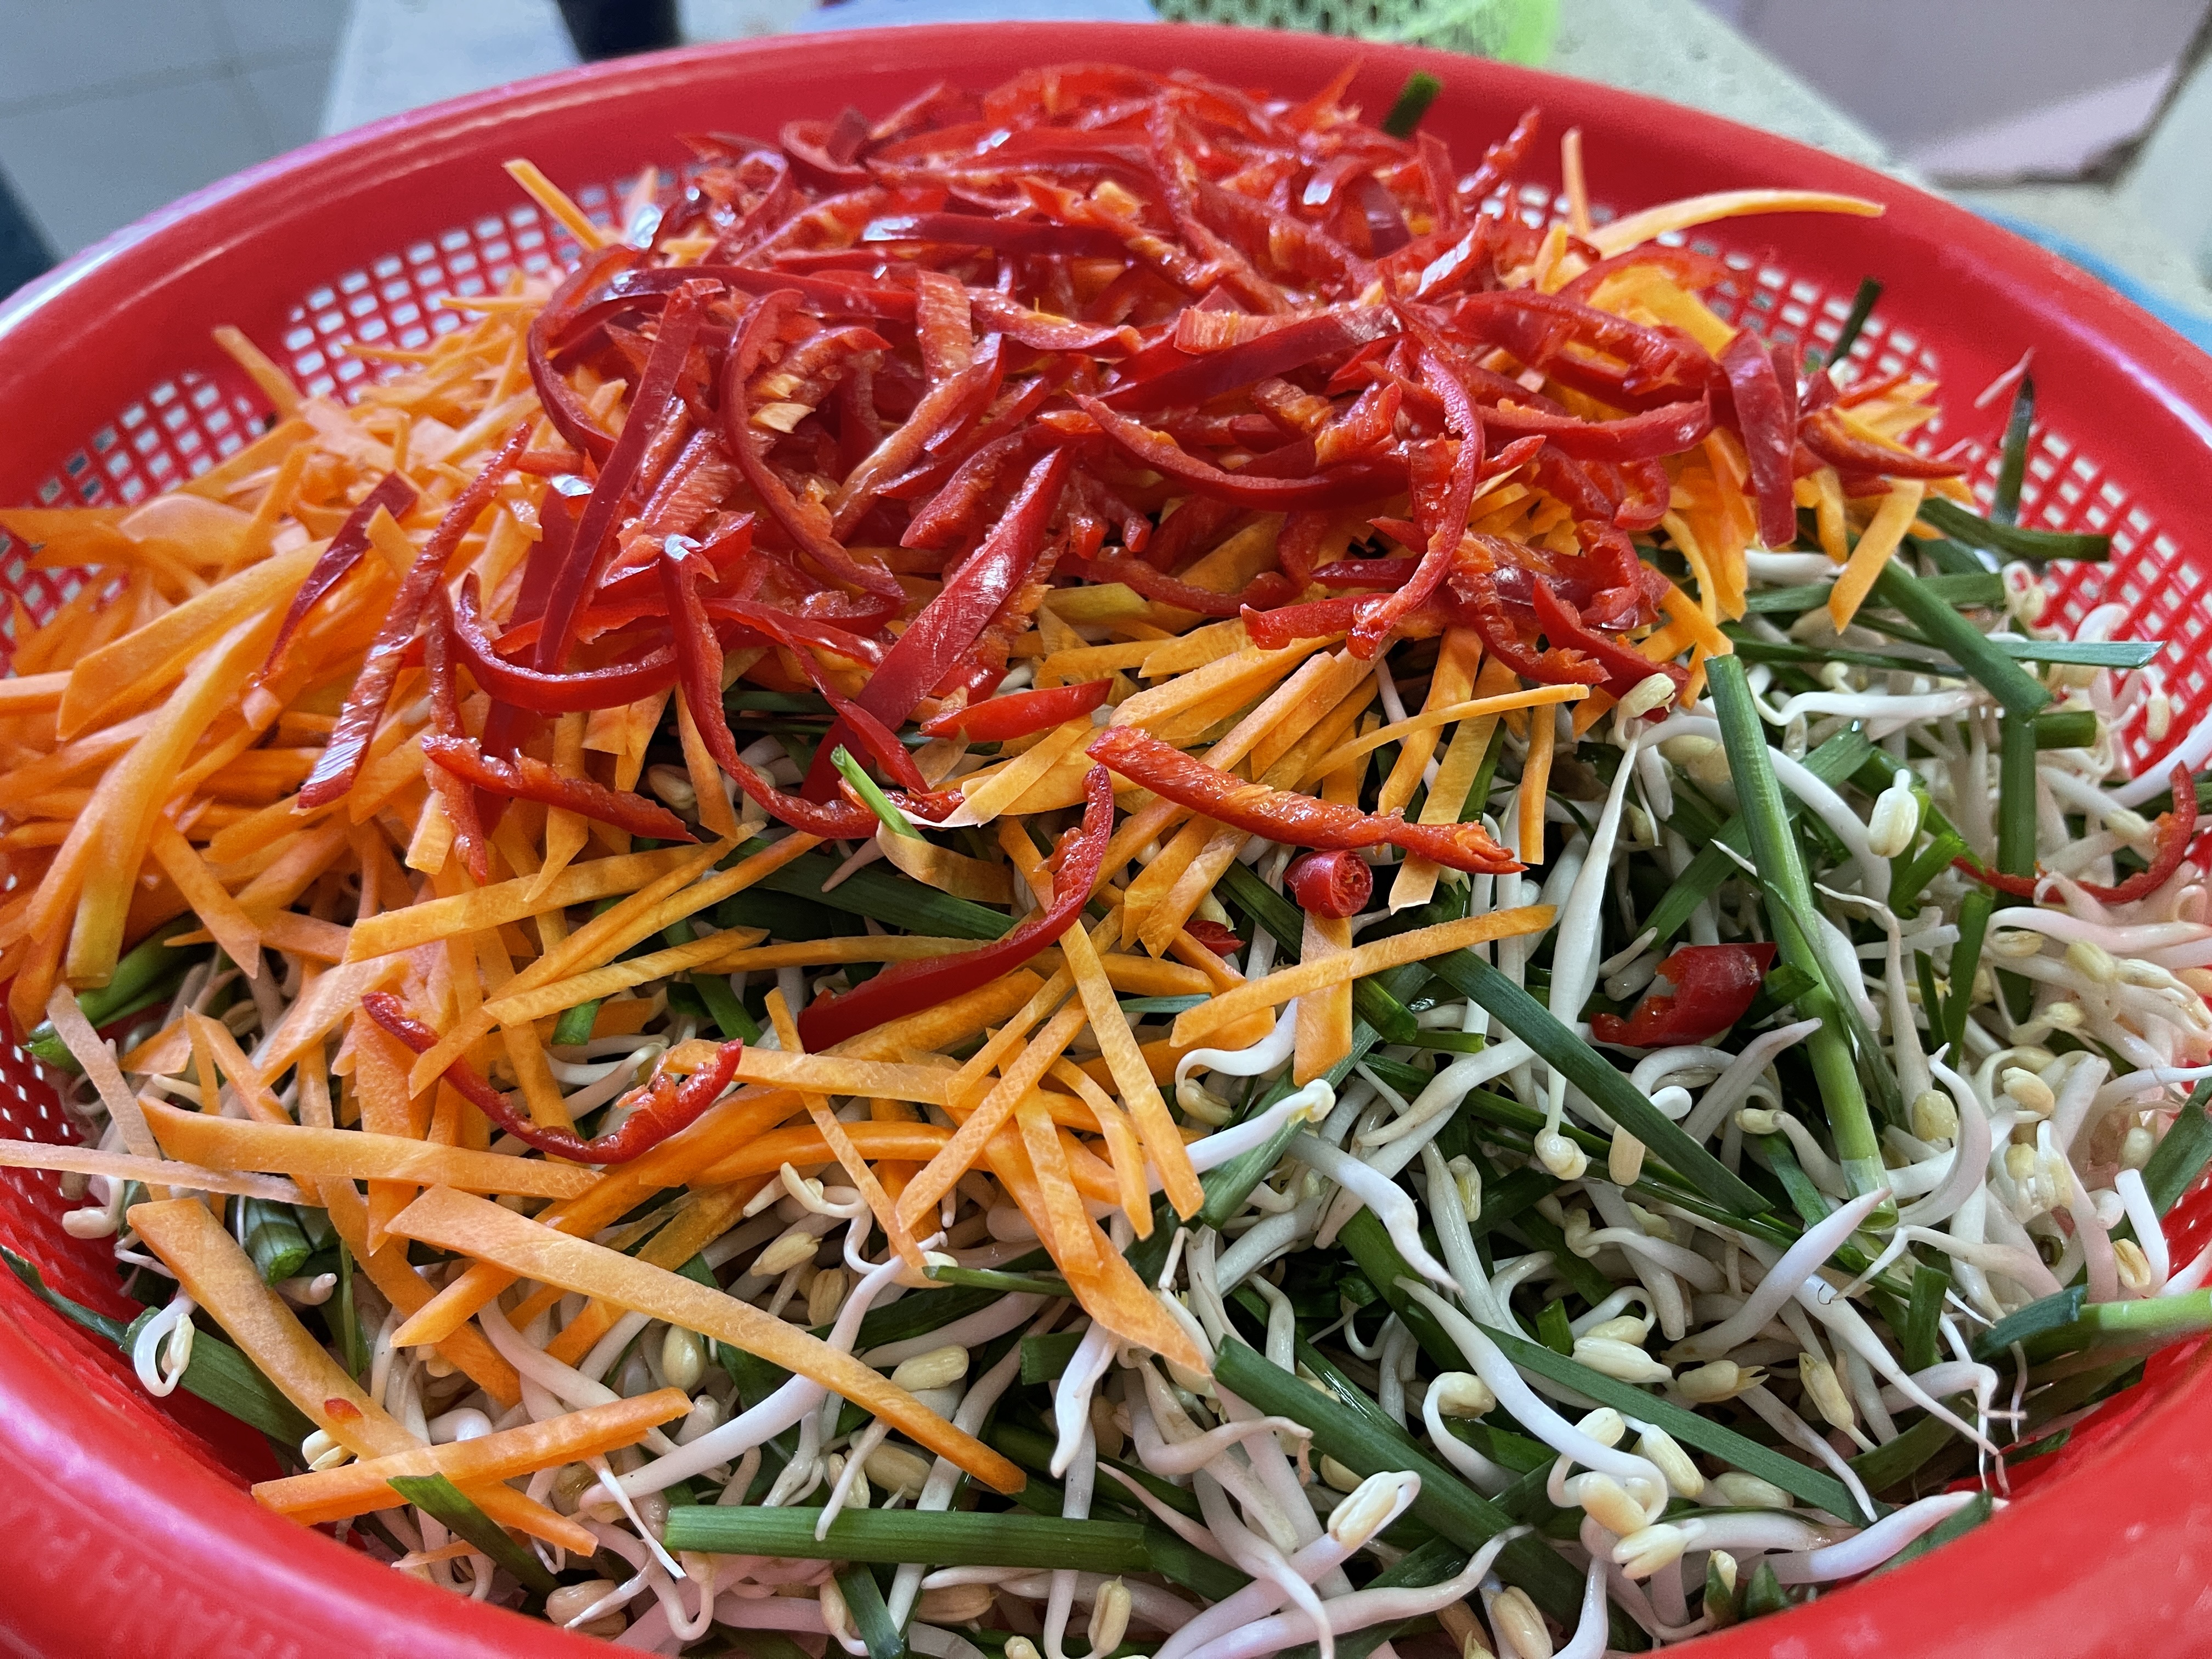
[1527,578,1684,700]
[1242,594,1368,650]
[363,992,746,1165]
[1075,552,1296,619]
[420,593,491,884]
[298,423,531,810]
[1798,410,1966,479]
[806,445,1073,806]
[833,345,1005,536]
[721,289,904,601]
[1286,850,1373,918]
[528,246,638,462]
[1720,328,1799,548]
[655,544,886,839]
[1590,943,1777,1046]
[1313,558,1421,589]
[1077,398,1406,510]
[918,679,1111,741]
[1481,393,1713,464]
[1088,725,1519,874]
[1955,763,2200,904]
[797,764,1115,1051]
[534,280,720,684]
[263,471,419,680]
[422,735,696,843]
[614,263,915,321]
[1183,919,1243,956]
[1557,246,1729,304]
[1448,566,1607,692]
[449,576,679,714]
[862,211,1126,259]
[1099,307,1396,413]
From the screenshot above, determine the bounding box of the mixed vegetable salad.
[2,58,2209,1657]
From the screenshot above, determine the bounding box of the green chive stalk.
[1824,276,1882,368]
[831,744,922,839]
[1991,374,2035,526]
[1381,72,1442,139]
[24,916,199,1072]
[1995,710,2041,1018]
[1706,656,1891,1217]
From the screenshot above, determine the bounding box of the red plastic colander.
[3,24,2210,1657]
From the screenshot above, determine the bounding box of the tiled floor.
[0,0,348,258]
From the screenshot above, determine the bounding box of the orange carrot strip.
[129,1195,582,1551]
[387,1186,1025,1494]
[257,1389,689,1526]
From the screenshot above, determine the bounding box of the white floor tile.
[212,0,351,61]
[244,53,332,154]
[0,0,229,110]
[0,71,269,253]
[321,0,578,136]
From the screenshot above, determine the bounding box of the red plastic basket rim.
[2,22,2210,1658]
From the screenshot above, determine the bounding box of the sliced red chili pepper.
[1590,943,1778,1046]
[810,445,1073,806]
[447,575,679,714]
[1183,918,1243,957]
[1955,763,2200,904]
[1720,328,1798,548]
[363,992,746,1165]
[1099,307,1397,413]
[1075,551,1295,619]
[1274,509,1336,591]
[298,423,532,810]
[535,280,720,683]
[781,108,872,189]
[1242,593,1369,650]
[528,246,639,462]
[1287,850,1373,919]
[918,679,1111,741]
[798,763,1116,1051]
[422,735,696,843]
[420,591,490,883]
[1527,577,1685,701]
[1313,381,1403,468]
[1342,351,1478,661]
[967,291,1141,358]
[1798,409,1966,480]
[696,590,923,793]
[1077,398,1406,510]
[1463,106,1541,204]
[913,269,975,387]
[1558,246,1729,304]
[862,211,1127,259]
[1481,393,1713,464]
[617,262,915,321]
[1089,725,1518,874]
[263,471,419,681]
[1837,366,1914,409]
[900,428,1043,551]
[1313,557,1421,589]
[720,290,904,601]
[699,596,885,668]
[1614,458,1671,534]
[1448,557,1607,692]
[833,342,1005,535]
[655,543,887,839]
[1447,289,1717,413]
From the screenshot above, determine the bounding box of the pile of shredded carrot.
[0,59,1987,1624]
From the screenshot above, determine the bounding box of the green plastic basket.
[1150,0,1556,67]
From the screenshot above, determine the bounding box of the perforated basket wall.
[0,25,2209,1659]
